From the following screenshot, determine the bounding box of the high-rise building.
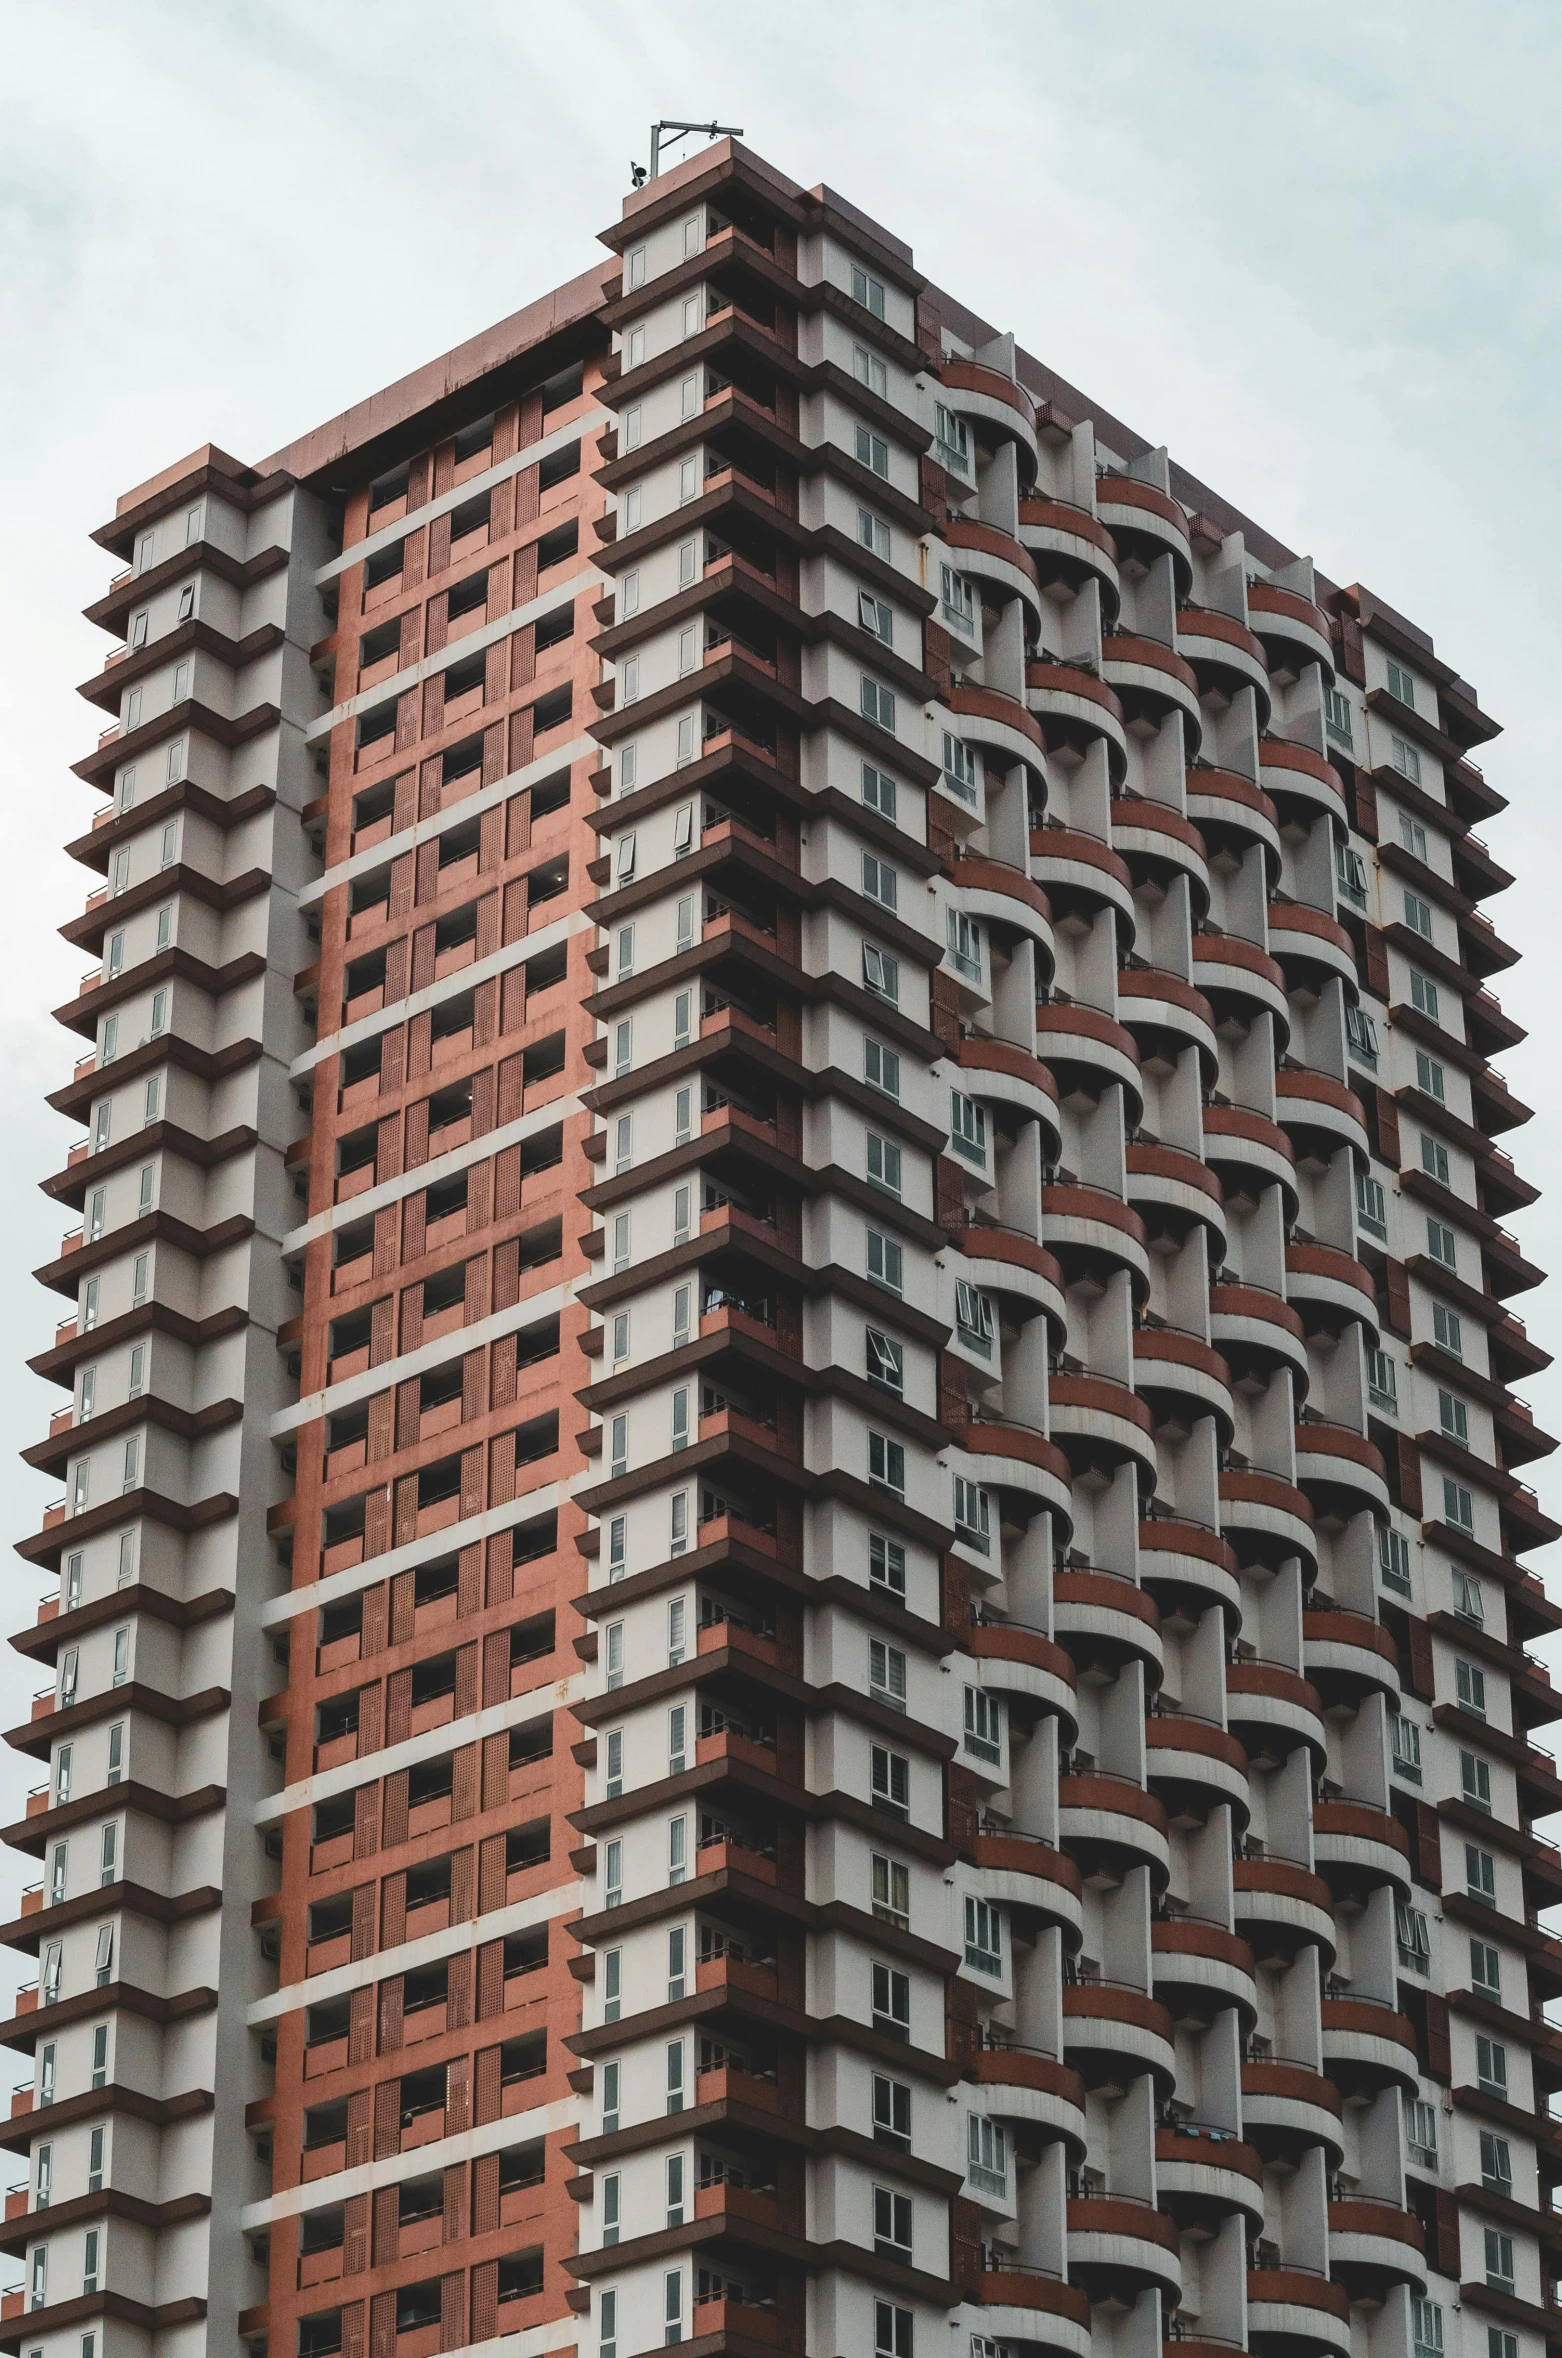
[6,133,1556,2358]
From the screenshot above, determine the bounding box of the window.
[54,1745,72,1805]
[1395,1899,1430,1974]
[677,626,696,676]
[1481,2131,1512,2195]
[91,2027,109,2091]
[668,1925,686,1999]
[678,538,698,588]
[1453,1569,1485,1625]
[673,1284,692,1348]
[677,456,697,503]
[612,1213,631,1274]
[94,1923,113,1985]
[100,1016,117,1065]
[870,1533,906,1602]
[1400,811,1428,862]
[1379,1525,1411,1594]
[863,851,898,911]
[1345,1003,1378,1063]
[949,1089,987,1165]
[667,1598,686,1666]
[671,1387,689,1449]
[873,2074,912,2148]
[860,674,896,731]
[601,2171,621,2245]
[668,1705,687,1775]
[35,2143,51,2208]
[968,2113,1008,2196]
[866,1133,902,1200]
[665,2040,685,2113]
[1404,890,1433,938]
[602,1948,621,2023]
[673,804,695,856]
[942,732,978,803]
[664,2270,684,2347]
[1426,1218,1457,1271]
[601,2060,620,2135]
[851,264,887,318]
[954,1477,990,1555]
[674,993,692,1051]
[106,1725,123,1786]
[1471,1940,1501,1998]
[934,403,971,476]
[142,1075,159,1125]
[668,1816,687,1885]
[1415,1051,1445,1102]
[609,1414,627,1480]
[1438,1389,1468,1444]
[1416,1134,1451,1194]
[864,1037,900,1098]
[866,1329,904,1397]
[858,506,891,561]
[1433,1301,1463,1357]
[665,2151,685,2228]
[1336,842,1367,905]
[964,1687,1002,1765]
[613,1115,632,1177]
[1467,1846,1496,1907]
[872,1853,910,1928]
[1443,1477,1474,1533]
[112,1627,129,1684]
[1409,966,1439,1020]
[863,943,899,1002]
[1386,658,1417,709]
[1404,2095,1437,2166]
[871,1745,910,1818]
[876,2307,913,2358]
[1355,1169,1387,1238]
[620,569,640,617]
[1391,733,1423,786]
[1324,684,1353,747]
[673,1183,692,1242]
[619,744,637,792]
[873,2185,913,2261]
[607,1516,626,1581]
[604,1730,624,1802]
[855,423,890,479]
[862,761,897,821]
[947,909,982,980]
[99,1822,117,1886]
[675,1085,693,1144]
[670,1492,689,1556]
[872,1961,911,2038]
[1461,1750,1492,1812]
[680,374,699,421]
[868,1431,905,1495]
[1484,2229,1514,2294]
[28,2249,45,2311]
[955,1282,996,1360]
[941,563,977,640]
[964,1894,1002,1974]
[616,928,634,983]
[869,1640,907,1710]
[1366,1349,1397,1413]
[603,1839,622,1909]
[64,1553,82,1612]
[614,831,636,883]
[859,589,894,646]
[1488,2333,1517,2358]
[605,1623,624,1692]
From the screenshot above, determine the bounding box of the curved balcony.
[1231,1856,1337,1965]
[953,855,1056,967]
[972,2039,1086,2148]
[955,1031,1062,1146]
[1048,1372,1158,1485]
[1240,2059,1344,2167]
[1116,968,1217,1074]
[1125,1142,1227,1254]
[1065,2195,1181,2302]
[1246,582,1334,677]
[1310,1800,1411,1897]
[1257,738,1345,824]
[1209,1284,1309,1389]
[952,1220,1067,1339]
[1273,1070,1368,1160]
[1284,1243,1379,1340]
[1150,1916,1257,2023]
[953,1420,1074,1526]
[1175,606,1272,718]
[1132,1327,1235,1441]
[1155,2126,1265,2226]
[971,1829,1083,1940]
[1018,497,1121,610]
[1302,1609,1399,1702]
[1060,1978,1176,2090]
[1093,476,1192,590]
[1138,1515,1241,1622]
[1033,1000,1142,1106]
[1293,1422,1391,1519]
[946,516,1045,637]
[1145,1712,1250,1824]
[1057,1773,1170,1883]
[1101,634,1203,744]
[1029,825,1136,932]
[1201,1104,1297,1208]
[1190,932,1290,1027]
[1053,1569,1164,1682]
[946,681,1049,784]
[1025,663,1128,779]
[1318,1996,1418,2095]
[970,1620,1079,1729]
[1185,764,1282,863]
[1266,898,1357,988]
[938,359,1041,475]
[1218,1468,1317,1570]
[1042,1182,1150,1293]
[969,2263,1090,2358]
[1327,2198,1426,2297]
[1225,1662,1327,1767]
[1246,2269,1351,2358]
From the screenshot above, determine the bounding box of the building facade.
[6,133,1559,2358]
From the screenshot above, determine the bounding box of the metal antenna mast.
[641,118,745,182]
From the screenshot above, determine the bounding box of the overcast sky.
[0,0,1558,1919]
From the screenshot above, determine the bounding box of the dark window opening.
[510,1717,552,1767]
[424,1171,469,1227]
[506,1820,550,1872]
[540,363,583,414]
[447,567,489,619]
[358,617,401,671]
[314,1689,360,1745]
[364,539,404,591]
[369,462,409,513]
[332,1215,374,1269]
[301,2205,345,2255]
[422,1258,469,1316]
[434,900,478,953]
[450,491,492,545]
[532,684,571,734]
[438,816,482,870]
[443,650,486,703]
[425,1076,473,1135]
[512,1508,558,1565]
[515,1315,559,1371]
[522,1032,565,1084]
[524,856,567,907]
[419,1358,466,1412]
[530,771,570,820]
[340,1035,381,1091]
[327,1302,375,1360]
[416,1457,462,1512]
[312,1791,355,1846]
[453,414,495,465]
[511,1610,556,1667]
[537,442,580,493]
[307,1891,354,1944]
[303,2099,348,2150]
[499,2141,545,2193]
[326,1399,369,1455]
[355,702,397,752]
[441,734,483,788]
[498,2250,544,2303]
[318,1594,363,1650]
[536,519,578,571]
[410,1649,457,1706]
[500,2033,546,2086]
[351,781,396,834]
[512,1411,559,1469]
[398,2175,445,2226]
[321,1494,367,1550]
[522,942,567,996]
[408,1753,455,1809]
[505,1927,548,1978]
[347,867,390,917]
[405,1958,449,2014]
[405,1854,453,1909]
[306,1995,351,2049]
[395,2280,443,2334]
[398,2064,448,2127]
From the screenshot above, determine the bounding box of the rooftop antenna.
[647,118,744,181]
